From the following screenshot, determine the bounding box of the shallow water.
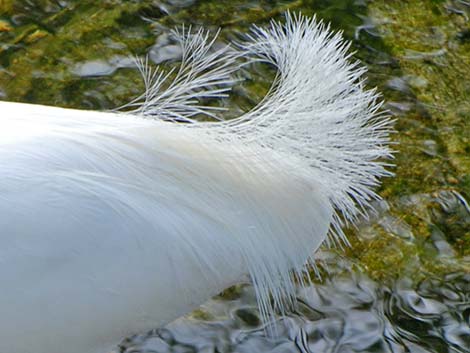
[118,266,469,353]
[0,1,469,352]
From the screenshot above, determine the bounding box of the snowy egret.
[0,13,392,353]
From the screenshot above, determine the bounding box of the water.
[0,1,469,352]
[118,271,469,353]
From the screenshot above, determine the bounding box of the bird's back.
[0,101,332,353]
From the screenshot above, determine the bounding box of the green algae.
[0,0,468,287]
[0,1,156,108]
[370,1,470,177]
[364,0,470,262]
[0,0,14,15]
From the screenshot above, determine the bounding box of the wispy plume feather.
[235,13,394,246]
[127,12,393,323]
[121,26,241,122]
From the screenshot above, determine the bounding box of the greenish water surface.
[0,1,469,352]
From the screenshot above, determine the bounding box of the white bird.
[0,13,392,353]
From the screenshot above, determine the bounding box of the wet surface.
[118,270,470,353]
[0,1,469,352]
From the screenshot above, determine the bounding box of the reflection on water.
[1,1,469,352]
[120,269,469,353]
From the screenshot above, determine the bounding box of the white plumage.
[0,13,392,353]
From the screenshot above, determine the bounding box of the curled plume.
[130,13,393,321]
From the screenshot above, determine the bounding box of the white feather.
[119,26,242,122]
[0,13,392,353]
